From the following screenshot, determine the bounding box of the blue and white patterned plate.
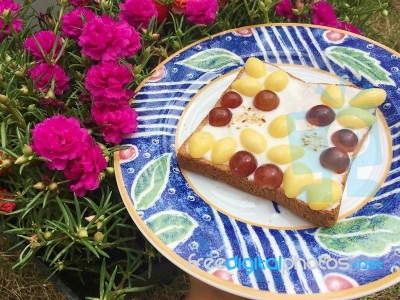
[115,25,400,299]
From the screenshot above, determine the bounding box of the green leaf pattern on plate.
[315,215,400,256]
[131,153,171,210]
[177,48,243,72]
[326,46,395,86]
[145,210,198,249]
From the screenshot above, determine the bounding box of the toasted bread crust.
[177,147,341,227]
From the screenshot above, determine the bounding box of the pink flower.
[184,0,218,26]
[91,102,138,144]
[311,1,338,27]
[29,63,69,95]
[31,115,91,170]
[61,7,96,38]
[0,189,16,213]
[24,31,62,61]
[64,142,107,197]
[118,0,158,29]
[70,0,91,6]
[275,0,295,20]
[0,0,23,40]
[338,21,362,35]
[85,61,134,103]
[78,15,141,60]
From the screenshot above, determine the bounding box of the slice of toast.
[177,57,386,227]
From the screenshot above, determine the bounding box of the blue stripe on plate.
[269,230,305,293]
[285,231,321,293]
[235,222,269,290]
[253,226,287,293]
[296,27,330,72]
[218,213,253,287]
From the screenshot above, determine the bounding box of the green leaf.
[145,210,198,249]
[177,48,243,72]
[315,215,400,256]
[326,46,395,86]
[131,153,171,210]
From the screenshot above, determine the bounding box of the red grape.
[220,91,243,108]
[229,151,257,177]
[253,90,280,111]
[306,105,335,126]
[331,129,358,152]
[320,147,350,173]
[254,164,283,189]
[209,107,232,126]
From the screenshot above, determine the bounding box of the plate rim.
[115,23,400,299]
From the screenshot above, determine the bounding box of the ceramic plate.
[115,25,400,299]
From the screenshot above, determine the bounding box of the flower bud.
[102,0,111,9]
[77,93,92,104]
[58,0,70,6]
[0,94,9,104]
[28,104,36,111]
[33,182,47,190]
[93,232,104,244]
[105,167,115,176]
[81,54,91,68]
[258,1,266,10]
[85,215,95,223]
[14,155,28,165]
[2,9,11,20]
[56,261,64,271]
[77,227,88,239]
[44,231,53,240]
[30,241,41,249]
[150,33,160,40]
[45,89,56,99]
[14,70,24,78]
[172,41,181,51]
[381,9,388,17]
[294,0,304,10]
[20,85,29,95]
[48,182,58,191]
[1,159,11,169]
[144,46,151,57]
[22,144,33,156]
[96,221,103,230]
[98,172,106,182]
[98,143,108,154]
[134,65,141,74]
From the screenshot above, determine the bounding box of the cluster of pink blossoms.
[276,0,362,34]
[24,30,70,95]
[31,116,107,197]
[25,0,221,197]
[64,1,143,145]
[0,0,23,41]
